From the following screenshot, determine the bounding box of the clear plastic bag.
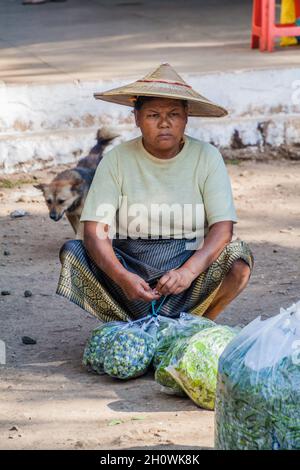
[82,321,124,375]
[83,315,159,380]
[166,325,237,409]
[103,315,158,380]
[153,312,215,369]
[82,297,169,380]
[215,300,300,450]
[155,337,190,396]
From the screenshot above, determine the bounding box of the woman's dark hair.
[134,95,188,111]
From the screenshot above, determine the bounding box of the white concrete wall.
[1,67,300,173]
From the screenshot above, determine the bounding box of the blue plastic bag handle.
[150,295,168,317]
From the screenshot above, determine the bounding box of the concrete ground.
[1,0,300,84]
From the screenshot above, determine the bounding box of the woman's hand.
[118,271,162,302]
[155,267,195,296]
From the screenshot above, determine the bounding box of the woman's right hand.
[117,271,161,302]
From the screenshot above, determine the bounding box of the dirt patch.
[0,157,299,450]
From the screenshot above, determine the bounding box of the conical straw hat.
[94,63,228,118]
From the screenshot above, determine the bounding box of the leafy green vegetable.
[108,419,124,426]
[153,314,215,369]
[215,305,300,450]
[131,416,146,421]
[167,326,237,410]
[155,337,190,396]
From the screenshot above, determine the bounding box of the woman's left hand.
[155,267,195,296]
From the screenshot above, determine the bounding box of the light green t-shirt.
[78,134,237,240]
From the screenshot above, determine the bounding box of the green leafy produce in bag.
[167,325,237,410]
[82,321,124,374]
[155,337,190,396]
[215,301,300,450]
[153,313,215,369]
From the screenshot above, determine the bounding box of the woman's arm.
[84,221,127,283]
[156,221,233,296]
[83,221,160,302]
[179,220,233,279]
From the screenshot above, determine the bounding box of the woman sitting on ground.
[56,63,254,323]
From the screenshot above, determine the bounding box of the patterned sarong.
[56,237,254,322]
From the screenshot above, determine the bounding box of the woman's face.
[134,98,188,154]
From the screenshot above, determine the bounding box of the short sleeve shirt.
[78,134,237,239]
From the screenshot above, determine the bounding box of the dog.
[76,128,118,169]
[34,127,118,234]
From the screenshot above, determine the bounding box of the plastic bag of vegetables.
[166,325,237,410]
[215,301,300,450]
[103,316,158,380]
[155,337,190,396]
[153,312,215,369]
[154,313,215,395]
[103,297,173,379]
[82,321,124,375]
[83,316,159,380]
[83,297,168,380]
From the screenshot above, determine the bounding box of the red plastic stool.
[251,0,300,52]
[251,0,268,51]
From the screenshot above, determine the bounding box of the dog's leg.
[65,213,80,234]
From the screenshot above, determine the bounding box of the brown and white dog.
[34,128,118,234]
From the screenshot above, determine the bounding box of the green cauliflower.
[167,326,237,410]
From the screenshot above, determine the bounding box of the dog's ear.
[71,180,83,190]
[34,183,47,192]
